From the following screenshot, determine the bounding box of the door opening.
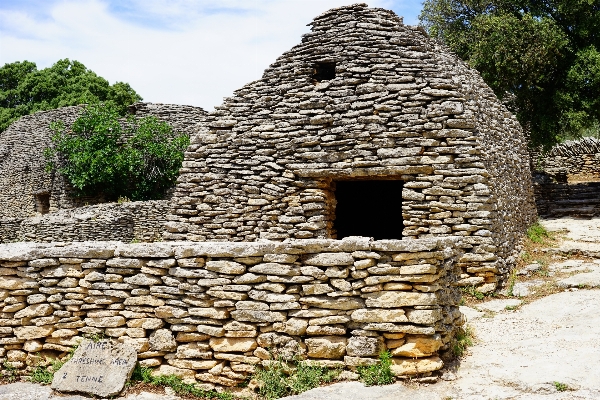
[334,180,404,240]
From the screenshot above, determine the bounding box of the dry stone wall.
[0,201,169,244]
[0,102,206,220]
[538,137,600,182]
[0,238,462,388]
[166,4,536,292]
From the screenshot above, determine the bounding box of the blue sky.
[0,0,424,110]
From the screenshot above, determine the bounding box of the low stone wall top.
[0,238,463,389]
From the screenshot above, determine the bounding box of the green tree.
[0,59,141,131]
[45,103,189,201]
[420,0,600,148]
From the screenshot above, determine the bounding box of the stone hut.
[0,103,207,220]
[166,3,537,291]
[534,137,600,217]
[0,103,206,243]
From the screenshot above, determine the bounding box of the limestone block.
[0,277,31,290]
[306,325,346,336]
[249,263,300,276]
[300,296,364,310]
[283,318,308,336]
[149,329,177,351]
[124,273,162,285]
[306,336,347,359]
[167,359,218,370]
[205,261,246,274]
[197,325,225,337]
[84,316,126,328]
[188,308,229,319]
[26,294,47,304]
[303,253,354,266]
[302,284,334,295]
[405,309,442,325]
[233,273,267,284]
[391,335,442,357]
[351,308,408,323]
[176,342,211,359]
[209,337,258,352]
[14,303,53,319]
[363,291,437,308]
[23,339,43,352]
[346,336,385,357]
[7,349,26,362]
[155,305,190,319]
[123,296,165,306]
[14,325,54,339]
[309,315,350,326]
[152,365,196,382]
[390,356,444,376]
[231,310,287,323]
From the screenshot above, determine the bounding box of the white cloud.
[0,0,422,110]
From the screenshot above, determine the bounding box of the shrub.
[452,325,474,357]
[45,102,189,201]
[129,364,232,399]
[357,351,394,386]
[252,356,340,399]
[527,222,550,243]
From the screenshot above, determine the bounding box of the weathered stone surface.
[390,335,443,357]
[306,336,347,359]
[149,329,177,351]
[303,253,354,266]
[390,356,444,376]
[300,296,365,310]
[205,260,246,275]
[209,337,257,352]
[346,336,385,357]
[51,339,136,397]
[351,308,408,323]
[14,303,53,319]
[14,325,54,339]
[363,291,437,308]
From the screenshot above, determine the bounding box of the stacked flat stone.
[540,137,600,181]
[166,4,536,292]
[0,200,169,244]
[0,238,462,388]
[0,103,206,220]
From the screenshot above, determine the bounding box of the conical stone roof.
[167,3,536,289]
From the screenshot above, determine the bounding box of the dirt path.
[2,217,599,400]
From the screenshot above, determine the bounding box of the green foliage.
[45,103,189,201]
[553,381,570,392]
[452,325,474,357]
[356,351,394,387]
[129,364,233,399]
[527,222,550,243]
[30,365,54,385]
[420,0,600,148]
[252,356,340,399]
[2,361,18,382]
[0,59,141,131]
[462,285,485,300]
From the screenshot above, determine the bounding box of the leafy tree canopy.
[0,59,141,132]
[420,0,600,148]
[45,103,190,201]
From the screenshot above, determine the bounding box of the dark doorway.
[334,180,404,240]
[35,192,50,215]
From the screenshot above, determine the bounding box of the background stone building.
[0,103,206,243]
[166,3,537,291]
